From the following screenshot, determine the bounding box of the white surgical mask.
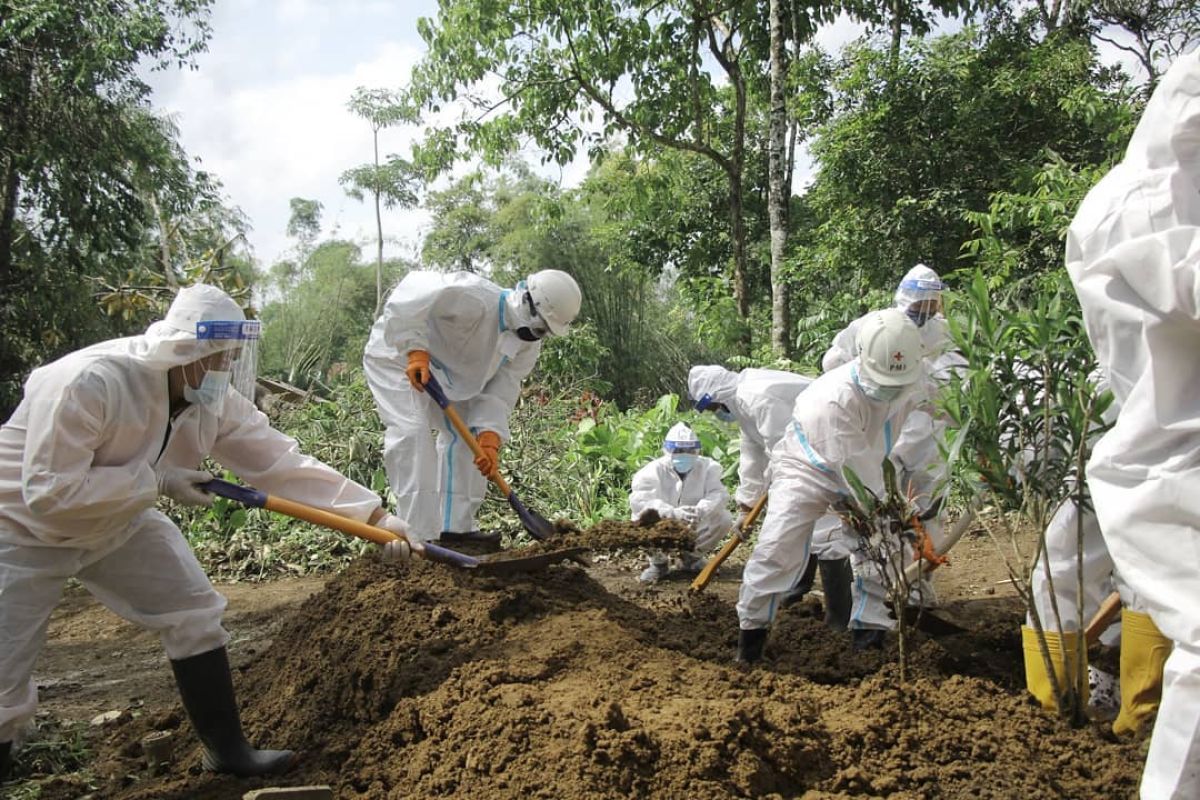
[853,366,904,403]
[671,454,698,474]
[184,369,231,414]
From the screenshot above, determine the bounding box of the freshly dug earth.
[550,516,697,551]
[53,527,1144,800]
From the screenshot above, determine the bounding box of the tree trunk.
[890,0,903,68]
[372,128,385,317]
[729,61,750,353]
[768,0,791,358]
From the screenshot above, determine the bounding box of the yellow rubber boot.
[1022,625,1087,711]
[1112,609,1172,736]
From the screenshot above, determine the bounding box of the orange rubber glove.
[406,350,431,391]
[474,430,502,477]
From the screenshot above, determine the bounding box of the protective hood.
[894,264,945,309]
[1124,49,1200,174]
[113,284,249,371]
[688,365,739,411]
[663,422,701,453]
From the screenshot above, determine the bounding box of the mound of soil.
[551,517,697,551]
[70,542,1143,800]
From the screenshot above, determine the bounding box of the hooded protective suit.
[687,366,813,507]
[737,359,919,630]
[1066,50,1200,799]
[0,285,382,744]
[364,271,543,540]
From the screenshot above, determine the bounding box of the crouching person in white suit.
[629,423,732,583]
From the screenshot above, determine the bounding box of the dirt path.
[5,520,1144,799]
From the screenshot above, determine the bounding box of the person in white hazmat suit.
[736,309,925,662]
[363,269,581,548]
[812,265,959,637]
[0,285,412,781]
[685,366,855,622]
[628,423,733,582]
[686,366,814,514]
[1065,49,1200,799]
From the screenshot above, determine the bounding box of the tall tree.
[340,87,420,316]
[1089,0,1200,92]
[406,0,772,348]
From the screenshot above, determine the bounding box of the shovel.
[422,373,558,542]
[201,479,584,577]
[690,493,769,592]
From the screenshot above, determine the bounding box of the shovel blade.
[507,491,558,541]
[475,548,591,576]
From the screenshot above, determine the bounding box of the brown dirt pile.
[74,549,1144,800]
[550,517,697,551]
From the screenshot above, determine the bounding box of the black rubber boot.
[737,628,769,664]
[171,647,294,777]
[852,628,886,651]
[819,557,853,630]
[437,530,502,553]
[0,740,12,781]
[779,556,818,609]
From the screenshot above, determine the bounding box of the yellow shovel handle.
[690,493,769,592]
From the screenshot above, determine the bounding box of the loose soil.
[7,519,1144,799]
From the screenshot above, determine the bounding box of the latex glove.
[406,350,431,391]
[474,430,502,478]
[735,503,753,529]
[156,467,214,507]
[674,506,700,526]
[374,514,412,564]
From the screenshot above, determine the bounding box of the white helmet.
[663,422,701,453]
[855,308,923,387]
[526,270,582,335]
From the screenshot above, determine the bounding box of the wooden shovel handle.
[1085,591,1123,646]
[690,493,769,592]
[423,374,512,494]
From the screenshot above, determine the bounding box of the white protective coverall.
[364,271,541,541]
[0,288,383,744]
[737,361,917,630]
[628,453,733,564]
[1065,49,1200,799]
[687,366,814,507]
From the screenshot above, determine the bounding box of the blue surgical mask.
[184,369,231,414]
[714,408,735,423]
[671,454,698,474]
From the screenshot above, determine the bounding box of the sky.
[146,2,1146,271]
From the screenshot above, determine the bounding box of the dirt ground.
[5,517,1146,800]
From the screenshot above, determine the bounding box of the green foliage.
[563,393,738,524]
[259,240,408,386]
[795,21,1130,309]
[941,269,1111,527]
[0,0,238,417]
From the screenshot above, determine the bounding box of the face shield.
[184,319,260,415]
[904,298,943,327]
